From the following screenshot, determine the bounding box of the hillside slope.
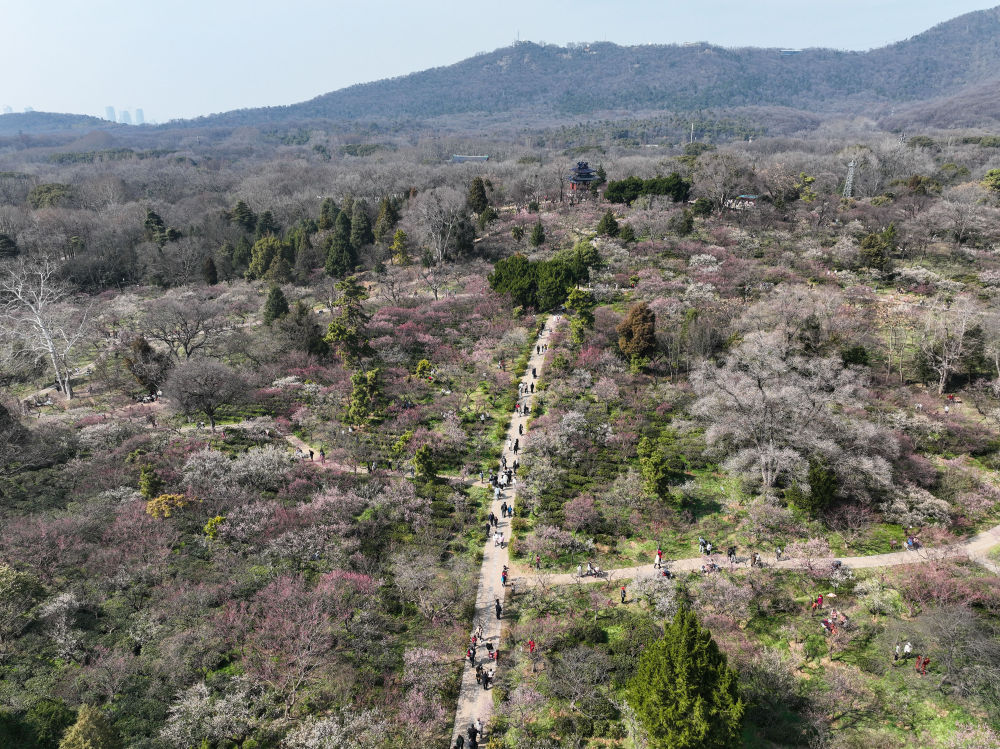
[175,6,1000,127]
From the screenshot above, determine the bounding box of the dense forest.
[4,7,1000,742]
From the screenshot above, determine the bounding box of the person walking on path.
[655,547,663,569]
[495,597,502,620]
[620,585,627,604]
[535,554,541,570]
[904,641,912,660]
[775,546,782,561]
[528,639,536,654]
[894,644,900,662]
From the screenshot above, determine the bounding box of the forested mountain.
[6,6,1000,137]
[173,5,1000,127]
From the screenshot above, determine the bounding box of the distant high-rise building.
[119,110,132,125]
[105,106,116,122]
[134,108,144,125]
[1,105,12,115]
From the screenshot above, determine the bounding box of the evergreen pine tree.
[346,368,383,425]
[324,276,371,362]
[373,197,400,243]
[529,220,545,247]
[58,705,121,749]
[350,201,374,249]
[139,465,163,499]
[262,286,290,325]
[254,210,279,239]
[619,224,636,244]
[0,233,19,258]
[318,198,339,230]
[389,229,410,265]
[264,254,292,283]
[596,209,620,237]
[324,211,356,277]
[231,200,257,233]
[232,236,252,270]
[466,176,489,214]
[246,235,286,281]
[626,608,743,749]
[143,209,167,245]
[202,256,218,285]
[617,302,657,360]
[413,444,437,480]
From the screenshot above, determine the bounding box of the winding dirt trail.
[450,316,561,748]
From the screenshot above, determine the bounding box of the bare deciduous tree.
[0,258,91,399]
[917,294,980,395]
[692,332,896,499]
[163,358,245,430]
[141,292,228,360]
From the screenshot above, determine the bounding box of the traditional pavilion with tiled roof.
[567,161,600,191]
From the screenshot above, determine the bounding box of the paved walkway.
[450,316,560,748]
[516,522,1000,588]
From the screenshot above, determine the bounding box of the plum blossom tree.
[692,332,896,502]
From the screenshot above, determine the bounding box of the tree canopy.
[626,608,743,749]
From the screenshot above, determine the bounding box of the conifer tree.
[318,197,339,230]
[262,286,290,325]
[617,302,657,360]
[246,235,286,281]
[413,444,437,480]
[350,201,374,249]
[202,256,218,285]
[529,220,545,247]
[254,210,279,239]
[566,287,596,343]
[58,705,121,749]
[324,276,371,362]
[231,200,257,233]
[389,229,410,265]
[324,211,356,278]
[346,368,383,425]
[143,209,167,243]
[626,608,743,749]
[466,176,489,214]
[373,197,400,243]
[232,236,252,270]
[596,209,620,237]
[0,233,19,258]
[139,464,163,499]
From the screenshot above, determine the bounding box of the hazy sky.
[1,0,995,122]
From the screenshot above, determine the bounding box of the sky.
[1,0,996,123]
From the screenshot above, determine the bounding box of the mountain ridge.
[4,6,1000,136]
